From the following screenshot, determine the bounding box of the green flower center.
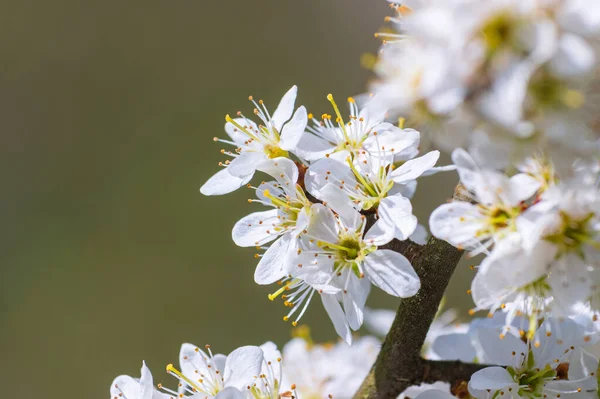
[337,237,362,260]
[545,211,596,257]
[264,144,289,159]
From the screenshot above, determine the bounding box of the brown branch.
[354,186,483,399]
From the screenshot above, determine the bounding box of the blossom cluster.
[200,86,443,343]
[371,0,600,170]
[430,148,599,329]
[109,328,379,399]
[110,309,600,399]
[110,0,600,398]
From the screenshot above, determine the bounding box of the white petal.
[257,157,299,187]
[200,168,253,196]
[225,118,258,145]
[550,33,595,77]
[139,362,154,399]
[321,293,352,345]
[391,151,440,184]
[451,148,479,192]
[259,341,281,365]
[569,347,599,380]
[320,184,361,229]
[363,250,420,297]
[271,86,297,132]
[364,218,395,246]
[305,157,356,201]
[414,390,456,399]
[227,152,265,178]
[533,318,587,367]
[232,209,281,247]
[342,274,371,330]
[471,326,526,366]
[223,346,264,389]
[544,379,598,399]
[214,387,246,399]
[475,234,553,297]
[468,367,517,393]
[180,343,210,379]
[291,251,335,286]
[431,333,476,362]
[306,204,339,244]
[294,132,334,162]
[111,375,141,399]
[363,125,420,161]
[254,234,293,285]
[294,207,310,236]
[410,224,429,245]
[363,307,395,337]
[280,106,308,151]
[508,173,541,204]
[378,195,417,241]
[429,202,482,249]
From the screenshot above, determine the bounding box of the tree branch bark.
[354,186,482,398]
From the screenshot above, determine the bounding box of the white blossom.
[281,335,380,398]
[291,202,419,343]
[201,86,307,195]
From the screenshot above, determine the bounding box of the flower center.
[264,144,289,159]
[507,363,556,399]
[529,70,585,110]
[337,237,362,261]
[545,211,596,256]
[481,12,519,58]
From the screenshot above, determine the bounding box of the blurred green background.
[0,1,470,398]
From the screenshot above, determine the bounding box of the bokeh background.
[0,1,470,398]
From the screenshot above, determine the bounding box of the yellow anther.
[269,284,288,301]
[347,97,355,103]
[398,117,405,129]
[308,113,313,119]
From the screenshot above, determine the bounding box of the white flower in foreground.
[281,335,380,399]
[292,203,420,343]
[110,362,170,399]
[163,343,264,398]
[430,149,540,255]
[247,341,296,399]
[200,85,307,195]
[468,317,598,399]
[305,142,441,240]
[232,158,312,285]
